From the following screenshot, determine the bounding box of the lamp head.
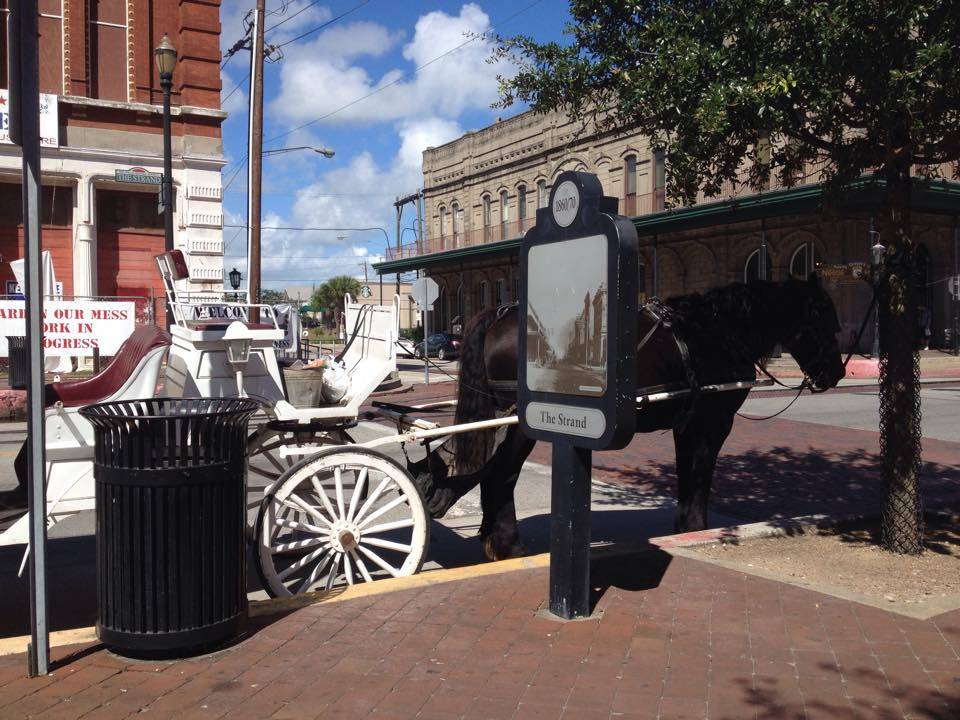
[223,322,252,365]
[228,267,242,291]
[154,34,178,76]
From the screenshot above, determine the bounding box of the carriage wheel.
[255,446,429,597]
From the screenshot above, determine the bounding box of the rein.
[740,290,879,421]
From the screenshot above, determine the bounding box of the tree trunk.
[878,164,924,555]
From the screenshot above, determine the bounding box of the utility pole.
[394,196,401,295]
[246,0,265,321]
[359,261,368,282]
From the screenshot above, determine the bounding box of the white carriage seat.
[273,295,399,425]
[0,326,171,549]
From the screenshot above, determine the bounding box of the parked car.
[414,332,463,360]
[301,315,321,329]
[395,337,417,358]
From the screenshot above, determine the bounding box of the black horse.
[410,276,845,561]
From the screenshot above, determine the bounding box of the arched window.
[744,248,773,283]
[482,195,492,242]
[653,148,666,211]
[500,190,509,239]
[789,242,821,279]
[451,201,461,246]
[495,278,505,307]
[438,286,448,330]
[517,184,527,228]
[624,155,637,196]
[537,180,548,208]
[477,280,489,311]
[439,206,447,238]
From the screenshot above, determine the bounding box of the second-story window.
[518,185,527,225]
[89,0,129,101]
[500,190,509,223]
[439,206,447,237]
[653,148,667,211]
[452,201,460,236]
[625,155,637,196]
[537,180,547,208]
[495,278,505,307]
[483,195,491,226]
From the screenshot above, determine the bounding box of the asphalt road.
[739,382,960,442]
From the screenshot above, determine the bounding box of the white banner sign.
[0,90,59,148]
[0,300,136,357]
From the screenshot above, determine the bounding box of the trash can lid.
[80,397,261,425]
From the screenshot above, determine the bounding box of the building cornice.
[376,177,960,274]
[58,94,227,120]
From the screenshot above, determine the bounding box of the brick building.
[374,110,960,351]
[0,0,225,325]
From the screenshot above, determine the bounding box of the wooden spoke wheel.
[254,446,429,597]
[245,425,353,517]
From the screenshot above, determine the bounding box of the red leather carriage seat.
[44,325,171,408]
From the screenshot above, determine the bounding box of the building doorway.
[96,189,168,325]
[0,183,74,296]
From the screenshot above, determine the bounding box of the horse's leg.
[479,426,535,561]
[672,409,735,532]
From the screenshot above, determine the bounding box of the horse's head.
[780,275,845,391]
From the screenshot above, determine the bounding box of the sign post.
[411,276,439,385]
[519,171,638,619]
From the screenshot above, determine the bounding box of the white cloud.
[253,117,462,284]
[270,4,515,126]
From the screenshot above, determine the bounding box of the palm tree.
[312,276,361,329]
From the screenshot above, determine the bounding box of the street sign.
[115,166,162,185]
[518,171,638,620]
[411,276,439,307]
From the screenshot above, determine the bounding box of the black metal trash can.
[80,397,259,656]
[6,336,27,389]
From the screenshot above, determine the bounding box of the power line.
[265,0,543,145]
[274,0,371,49]
[265,0,325,35]
[225,189,396,198]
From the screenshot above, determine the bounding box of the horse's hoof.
[482,536,525,561]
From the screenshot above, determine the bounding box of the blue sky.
[217,0,572,288]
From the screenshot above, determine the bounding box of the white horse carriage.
[0,250,480,597]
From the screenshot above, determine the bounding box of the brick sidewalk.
[2,549,958,719]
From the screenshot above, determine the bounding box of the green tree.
[498,1,960,554]
[312,275,362,327]
[258,288,285,306]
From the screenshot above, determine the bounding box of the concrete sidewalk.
[1,544,957,719]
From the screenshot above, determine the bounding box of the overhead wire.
[264,0,544,146]
[273,0,371,49]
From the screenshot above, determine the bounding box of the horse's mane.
[663,281,780,367]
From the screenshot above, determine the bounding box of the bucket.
[282,367,325,408]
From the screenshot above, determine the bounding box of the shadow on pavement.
[589,545,672,612]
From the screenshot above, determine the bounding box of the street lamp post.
[869,219,885,359]
[155,34,177,329]
[262,146,336,158]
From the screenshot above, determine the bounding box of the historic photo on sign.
[527,234,608,396]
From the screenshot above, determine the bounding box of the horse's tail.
[453,309,500,473]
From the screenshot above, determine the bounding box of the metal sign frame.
[518,171,638,450]
[517,171,638,620]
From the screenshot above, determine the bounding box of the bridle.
[746,291,878,420]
